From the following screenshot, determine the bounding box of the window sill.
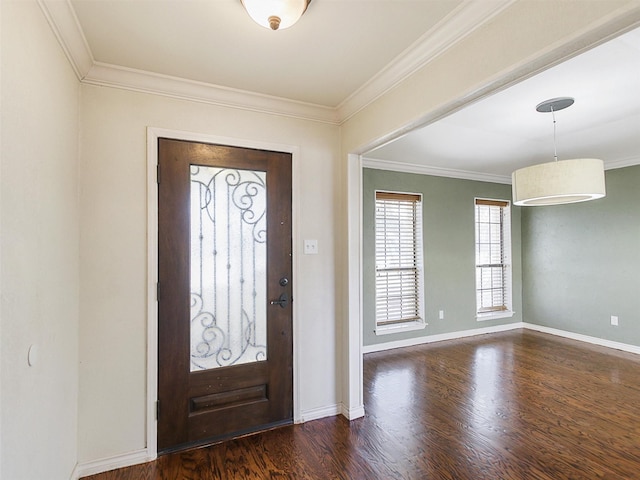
[476,310,515,322]
[375,320,427,336]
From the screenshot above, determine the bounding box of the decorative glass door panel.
[190,165,267,371]
[158,138,292,452]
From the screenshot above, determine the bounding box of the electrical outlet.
[439,310,444,320]
[611,315,619,326]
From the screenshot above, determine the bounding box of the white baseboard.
[340,402,366,420]
[75,407,342,478]
[523,323,640,355]
[299,403,342,423]
[75,448,154,478]
[363,321,640,356]
[73,322,638,478]
[363,322,525,353]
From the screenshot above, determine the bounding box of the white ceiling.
[51,1,640,180]
[366,25,640,180]
[69,0,468,107]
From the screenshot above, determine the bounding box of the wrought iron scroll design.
[190,166,267,371]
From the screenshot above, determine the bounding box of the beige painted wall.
[2,0,640,476]
[77,84,341,462]
[1,2,80,478]
[80,1,640,464]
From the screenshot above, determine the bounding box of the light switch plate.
[304,239,318,255]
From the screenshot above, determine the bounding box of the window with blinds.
[474,198,511,314]
[375,191,423,326]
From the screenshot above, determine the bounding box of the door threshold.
[158,418,294,456]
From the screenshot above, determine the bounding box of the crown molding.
[38,0,516,125]
[361,155,640,185]
[336,0,517,123]
[38,0,338,123]
[362,157,512,185]
[83,62,340,124]
[38,0,640,131]
[38,0,93,80]
[605,156,640,171]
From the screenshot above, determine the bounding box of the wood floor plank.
[83,330,640,479]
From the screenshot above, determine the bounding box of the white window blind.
[375,192,422,326]
[475,199,509,313]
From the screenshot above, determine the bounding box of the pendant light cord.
[551,106,558,162]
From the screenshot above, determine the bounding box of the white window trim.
[374,190,426,335]
[474,197,514,320]
[375,320,427,335]
[476,310,515,322]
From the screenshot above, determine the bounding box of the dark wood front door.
[157,138,293,453]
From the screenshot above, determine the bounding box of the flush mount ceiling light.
[512,97,606,206]
[241,0,311,31]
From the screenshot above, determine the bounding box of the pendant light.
[511,97,606,206]
[241,0,311,31]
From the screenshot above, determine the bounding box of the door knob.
[270,293,289,308]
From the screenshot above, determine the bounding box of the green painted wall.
[522,165,640,346]
[363,168,522,347]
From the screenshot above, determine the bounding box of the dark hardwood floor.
[83,330,640,479]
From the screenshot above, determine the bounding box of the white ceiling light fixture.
[241,0,311,31]
[512,97,606,206]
